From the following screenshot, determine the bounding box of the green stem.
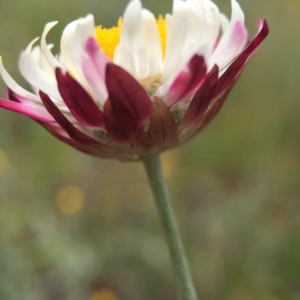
[143,154,198,300]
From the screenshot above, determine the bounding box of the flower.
[0,0,268,162]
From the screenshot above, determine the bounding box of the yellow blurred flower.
[54,185,85,215]
[91,289,119,300]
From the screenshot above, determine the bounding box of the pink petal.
[6,88,35,105]
[214,20,269,97]
[0,95,54,122]
[82,37,109,105]
[104,63,152,144]
[182,65,219,125]
[164,55,207,107]
[56,68,104,127]
[210,21,248,70]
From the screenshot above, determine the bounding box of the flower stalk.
[143,154,198,300]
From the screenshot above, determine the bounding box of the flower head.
[0,0,268,161]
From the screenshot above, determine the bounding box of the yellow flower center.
[95,18,123,61]
[95,15,167,61]
[157,15,167,59]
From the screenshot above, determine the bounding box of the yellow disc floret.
[95,15,167,62]
[157,15,167,59]
[95,18,122,61]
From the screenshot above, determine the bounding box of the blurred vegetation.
[0,0,300,299]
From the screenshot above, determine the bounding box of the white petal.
[41,21,64,70]
[32,45,56,83]
[57,53,68,69]
[202,0,221,53]
[173,0,223,55]
[231,0,245,25]
[196,44,210,64]
[209,0,247,70]
[161,0,199,84]
[18,38,62,100]
[218,0,245,47]
[186,0,207,45]
[220,13,230,33]
[142,9,162,77]
[60,20,78,75]
[75,14,96,50]
[114,0,147,79]
[209,22,247,71]
[114,44,135,76]
[82,38,108,105]
[0,57,41,102]
[60,15,95,88]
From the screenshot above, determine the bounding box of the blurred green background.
[0,0,299,299]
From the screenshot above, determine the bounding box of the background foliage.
[0,0,299,299]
